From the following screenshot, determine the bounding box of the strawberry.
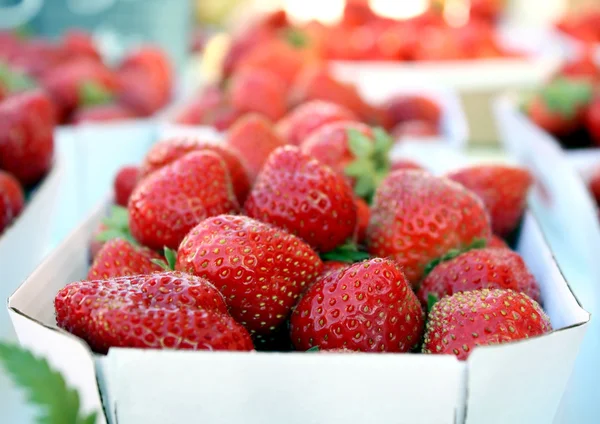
[585,96,600,146]
[525,78,592,137]
[87,238,164,280]
[320,261,348,278]
[423,289,552,360]
[0,90,55,186]
[488,234,509,249]
[384,95,441,128]
[55,271,253,353]
[129,151,239,250]
[367,170,491,287]
[390,158,425,172]
[590,165,600,206]
[417,247,541,307]
[0,170,24,234]
[290,258,424,352]
[173,85,224,125]
[139,137,250,204]
[301,122,393,200]
[61,30,101,63]
[276,100,357,145]
[226,114,286,182]
[447,165,533,238]
[354,197,370,244]
[89,223,108,260]
[392,120,439,140]
[114,165,140,207]
[228,68,288,121]
[559,50,600,84]
[244,146,357,252]
[176,214,323,335]
[71,103,137,124]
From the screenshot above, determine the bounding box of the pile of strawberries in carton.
[0,89,54,236]
[54,90,552,358]
[556,7,600,43]
[522,51,600,149]
[0,30,172,124]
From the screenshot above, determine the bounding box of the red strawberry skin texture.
[488,234,509,249]
[417,247,541,306]
[55,271,254,353]
[87,238,164,280]
[72,103,137,124]
[276,100,357,146]
[0,170,25,233]
[228,68,288,121]
[0,91,55,186]
[354,197,370,245]
[244,146,357,252]
[367,170,491,287]
[290,258,424,352]
[139,137,250,204]
[114,165,140,207]
[128,151,239,251]
[423,289,552,360]
[176,215,323,335]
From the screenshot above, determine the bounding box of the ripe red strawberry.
[89,222,108,260]
[174,85,224,125]
[354,197,370,244]
[129,151,239,250]
[139,137,250,204]
[176,214,323,335]
[71,103,137,124]
[114,165,140,207]
[390,158,425,172]
[585,96,600,146]
[447,165,533,238]
[384,95,442,127]
[0,170,25,233]
[367,170,491,287]
[55,271,253,353]
[290,258,424,352]
[300,121,392,199]
[87,238,164,280]
[226,114,286,182]
[488,234,509,249]
[244,146,357,252]
[61,30,101,63]
[417,247,541,307]
[0,90,55,186]
[392,120,439,140]
[276,100,357,146]
[423,289,552,360]
[228,68,288,121]
[320,261,348,278]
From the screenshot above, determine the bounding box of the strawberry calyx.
[306,346,320,352]
[538,77,593,119]
[79,81,114,107]
[344,127,393,203]
[0,63,37,93]
[427,293,438,313]
[422,238,487,278]
[152,247,178,271]
[283,28,309,49]
[96,205,137,245]
[320,240,370,263]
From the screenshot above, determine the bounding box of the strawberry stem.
[79,81,114,107]
[321,241,370,263]
[422,238,487,277]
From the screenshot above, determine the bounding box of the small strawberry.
[447,165,533,238]
[423,289,552,360]
[87,238,164,280]
[71,103,137,124]
[276,100,357,146]
[585,96,600,146]
[114,165,140,207]
[0,90,55,186]
[226,114,286,182]
[89,223,108,260]
[488,234,509,249]
[55,271,253,353]
[89,205,136,260]
[301,122,393,200]
[290,258,424,352]
[173,85,224,125]
[384,95,441,128]
[418,247,541,307]
[228,68,288,121]
[129,151,239,250]
[392,119,439,140]
[589,165,600,206]
[367,170,491,287]
[354,197,370,244]
[61,30,101,63]
[244,146,357,252]
[139,137,250,204]
[176,215,323,335]
[0,170,24,234]
[390,158,425,172]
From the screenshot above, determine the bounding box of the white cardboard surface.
[7,147,589,424]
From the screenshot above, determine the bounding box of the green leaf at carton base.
[321,241,370,263]
[539,78,593,119]
[79,81,114,107]
[423,238,487,277]
[306,346,320,352]
[0,342,97,424]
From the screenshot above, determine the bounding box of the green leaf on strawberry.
[427,294,438,313]
[321,241,370,263]
[283,28,309,49]
[152,247,178,271]
[79,81,114,107]
[96,206,137,245]
[423,238,487,277]
[306,346,320,352]
[0,342,97,424]
[0,63,37,93]
[539,78,593,119]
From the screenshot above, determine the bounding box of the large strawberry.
[276,100,357,146]
[114,165,140,207]
[423,289,552,360]
[55,271,253,353]
[139,137,250,204]
[228,67,288,121]
[0,90,55,186]
[129,151,239,250]
[0,170,24,234]
[290,258,424,352]
[300,121,392,200]
[418,247,541,307]
[244,146,357,252]
[367,170,491,287]
[226,114,286,182]
[447,165,533,237]
[176,215,323,335]
[87,238,164,280]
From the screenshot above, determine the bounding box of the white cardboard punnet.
[7,144,589,424]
